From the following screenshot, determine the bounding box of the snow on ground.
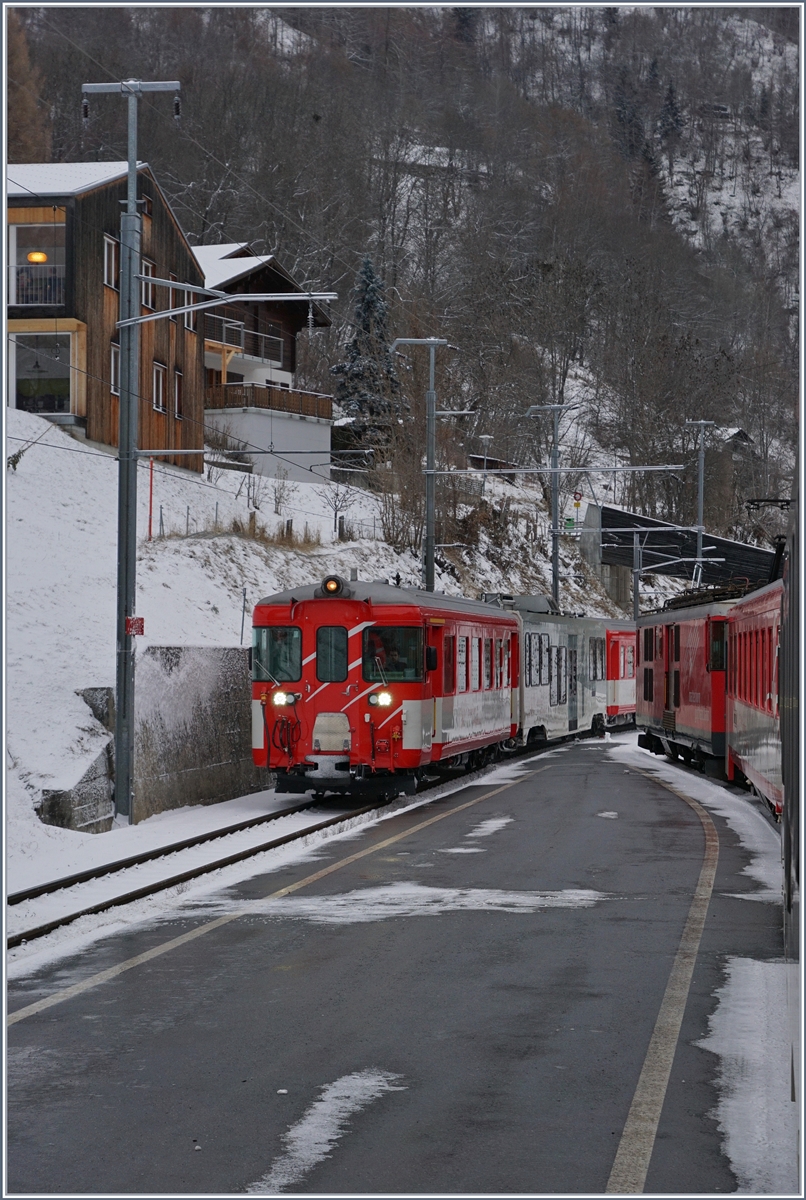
[697,957,800,1196]
[246,1069,406,1195]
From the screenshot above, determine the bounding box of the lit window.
[152,362,167,412]
[111,344,120,395]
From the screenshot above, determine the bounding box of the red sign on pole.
[126,617,145,636]
[573,491,583,501]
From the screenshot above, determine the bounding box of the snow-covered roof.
[6,161,145,198]
[191,243,276,290]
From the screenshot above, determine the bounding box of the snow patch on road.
[252,881,608,924]
[696,957,799,1195]
[608,739,782,902]
[246,1069,405,1194]
[467,816,513,838]
[438,847,485,854]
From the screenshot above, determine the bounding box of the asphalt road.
[7,742,783,1195]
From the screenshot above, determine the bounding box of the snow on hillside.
[6,408,630,866]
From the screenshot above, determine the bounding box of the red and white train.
[251,574,636,799]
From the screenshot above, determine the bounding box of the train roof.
[255,577,518,621]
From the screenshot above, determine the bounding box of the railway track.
[6,739,574,951]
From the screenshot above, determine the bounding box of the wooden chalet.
[7,162,205,470]
[193,244,334,481]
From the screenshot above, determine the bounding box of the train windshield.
[253,626,302,682]
[363,627,423,681]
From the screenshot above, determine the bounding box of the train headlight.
[369,691,393,707]
[272,691,291,707]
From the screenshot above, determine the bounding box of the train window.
[568,649,577,699]
[362,627,423,681]
[673,624,680,662]
[470,638,481,690]
[316,626,348,683]
[643,667,654,702]
[444,636,456,693]
[655,626,663,658]
[495,639,503,688]
[626,644,635,678]
[619,645,625,679]
[539,634,550,684]
[558,647,567,705]
[549,647,558,705]
[673,669,680,708]
[253,626,301,682]
[483,639,492,689]
[709,620,726,672]
[457,636,468,692]
[589,636,605,681]
[643,628,654,663]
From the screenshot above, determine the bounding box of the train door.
[568,634,578,732]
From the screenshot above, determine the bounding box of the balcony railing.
[9,265,66,306]
[206,383,332,421]
[243,328,283,365]
[204,313,284,365]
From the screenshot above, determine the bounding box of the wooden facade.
[8,166,205,471]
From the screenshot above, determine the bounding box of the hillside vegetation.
[11,6,799,551]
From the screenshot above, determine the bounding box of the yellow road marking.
[606,769,719,1194]
[8,768,547,1026]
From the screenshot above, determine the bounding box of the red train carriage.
[606,626,637,726]
[725,579,783,816]
[251,575,519,799]
[636,597,734,769]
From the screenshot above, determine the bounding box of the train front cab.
[636,604,730,768]
[725,580,783,817]
[251,582,519,796]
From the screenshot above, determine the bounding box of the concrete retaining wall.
[133,645,265,823]
[36,648,266,833]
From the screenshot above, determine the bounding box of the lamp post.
[83,79,180,822]
[526,403,576,608]
[390,338,447,591]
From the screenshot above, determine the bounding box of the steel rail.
[7,798,319,906]
[6,801,382,950]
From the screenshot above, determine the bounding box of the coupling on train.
[250,576,636,799]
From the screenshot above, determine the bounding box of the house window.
[111,343,120,395]
[9,223,67,305]
[12,333,71,412]
[104,235,120,289]
[141,260,155,309]
[152,362,167,412]
[184,291,197,331]
[174,370,183,419]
